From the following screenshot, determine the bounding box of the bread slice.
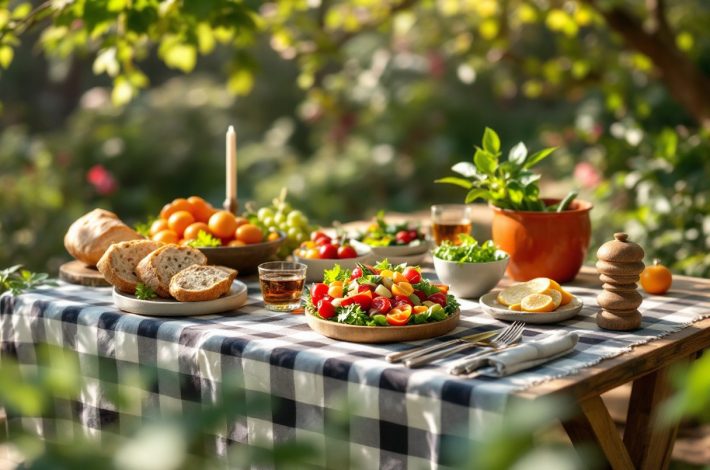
[97,240,164,294]
[64,208,143,266]
[135,245,207,298]
[169,265,237,302]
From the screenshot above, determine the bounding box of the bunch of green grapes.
[247,191,315,258]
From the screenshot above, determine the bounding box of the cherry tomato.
[394,295,413,307]
[372,297,392,314]
[318,244,338,259]
[396,230,414,244]
[337,245,358,259]
[413,290,427,302]
[339,296,356,307]
[317,299,336,319]
[403,267,422,284]
[428,292,447,307]
[386,306,412,326]
[357,284,373,293]
[348,293,372,310]
[350,266,363,280]
[409,230,420,240]
[311,231,328,241]
[315,236,332,246]
[311,283,329,303]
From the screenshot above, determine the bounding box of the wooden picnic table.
[516,268,710,470]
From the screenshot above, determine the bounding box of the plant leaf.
[451,161,477,177]
[434,177,472,189]
[523,147,557,169]
[465,189,491,203]
[474,148,498,174]
[508,142,528,165]
[482,127,501,154]
[520,172,541,186]
[507,181,525,206]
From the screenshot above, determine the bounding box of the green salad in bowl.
[433,235,509,298]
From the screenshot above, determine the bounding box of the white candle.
[226,125,237,201]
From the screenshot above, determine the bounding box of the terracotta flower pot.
[491,198,593,282]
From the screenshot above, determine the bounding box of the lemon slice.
[497,278,553,306]
[544,288,562,309]
[509,303,522,311]
[520,293,556,313]
[546,278,575,306]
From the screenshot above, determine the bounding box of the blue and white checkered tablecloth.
[1,267,709,468]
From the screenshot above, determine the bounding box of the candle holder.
[223,197,238,215]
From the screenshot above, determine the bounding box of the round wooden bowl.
[304,309,460,344]
[199,232,286,274]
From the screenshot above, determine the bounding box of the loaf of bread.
[135,244,207,298]
[97,240,164,294]
[169,265,237,302]
[64,209,143,266]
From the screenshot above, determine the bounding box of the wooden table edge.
[514,315,710,402]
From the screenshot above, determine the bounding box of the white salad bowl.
[433,253,510,298]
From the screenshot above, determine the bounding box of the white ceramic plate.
[350,239,430,258]
[294,245,374,282]
[112,280,248,316]
[479,291,584,324]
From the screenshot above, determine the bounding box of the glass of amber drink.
[258,261,307,312]
[431,204,473,245]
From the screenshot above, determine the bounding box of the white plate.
[294,245,374,282]
[112,280,248,316]
[350,239,430,258]
[479,291,584,324]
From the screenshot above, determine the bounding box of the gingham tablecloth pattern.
[2,268,709,468]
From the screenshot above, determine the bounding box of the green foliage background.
[0,0,709,278]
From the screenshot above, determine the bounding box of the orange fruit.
[267,231,281,242]
[520,293,556,313]
[152,229,179,244]
[187,196,215,223]
[149,219,169,236]
[640,259,672,295]
[183,222,210,240]
[228,240,246,247]
[168,210,195,237]
[235,224,264,244]
[235,216,250,228]
[208,211,238,239]
[160,198,193,220]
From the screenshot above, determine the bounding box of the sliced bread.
[169,265,237,302]
[97,240,164,294]
[135,244,207,298]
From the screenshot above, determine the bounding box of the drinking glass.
[258,261,307,312]
[431,204,473,245]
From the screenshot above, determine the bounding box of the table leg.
[623,365,682,470]
[562,395,634,470]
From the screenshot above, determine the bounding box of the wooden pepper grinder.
[596,232,645,330]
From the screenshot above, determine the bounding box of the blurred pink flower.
[87,164,118,195]
[574,162,602,189]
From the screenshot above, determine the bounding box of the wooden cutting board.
[59,260,111,287]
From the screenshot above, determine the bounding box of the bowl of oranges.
[148,196,285,273]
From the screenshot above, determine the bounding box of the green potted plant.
[436,128,592,282]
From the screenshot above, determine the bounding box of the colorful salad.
[356,211,426,247]
[305,260,460,327]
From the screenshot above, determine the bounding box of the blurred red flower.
[574,162,601,189]
[86,164,118,195]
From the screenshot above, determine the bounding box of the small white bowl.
[350,239,429,266]
[294,245,374,282]
[433,254,509,298]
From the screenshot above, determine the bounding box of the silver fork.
[386,329,500,364]
[448,326,526,375]
[404,322,525,368]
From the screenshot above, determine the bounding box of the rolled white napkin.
[449,330,579,377]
